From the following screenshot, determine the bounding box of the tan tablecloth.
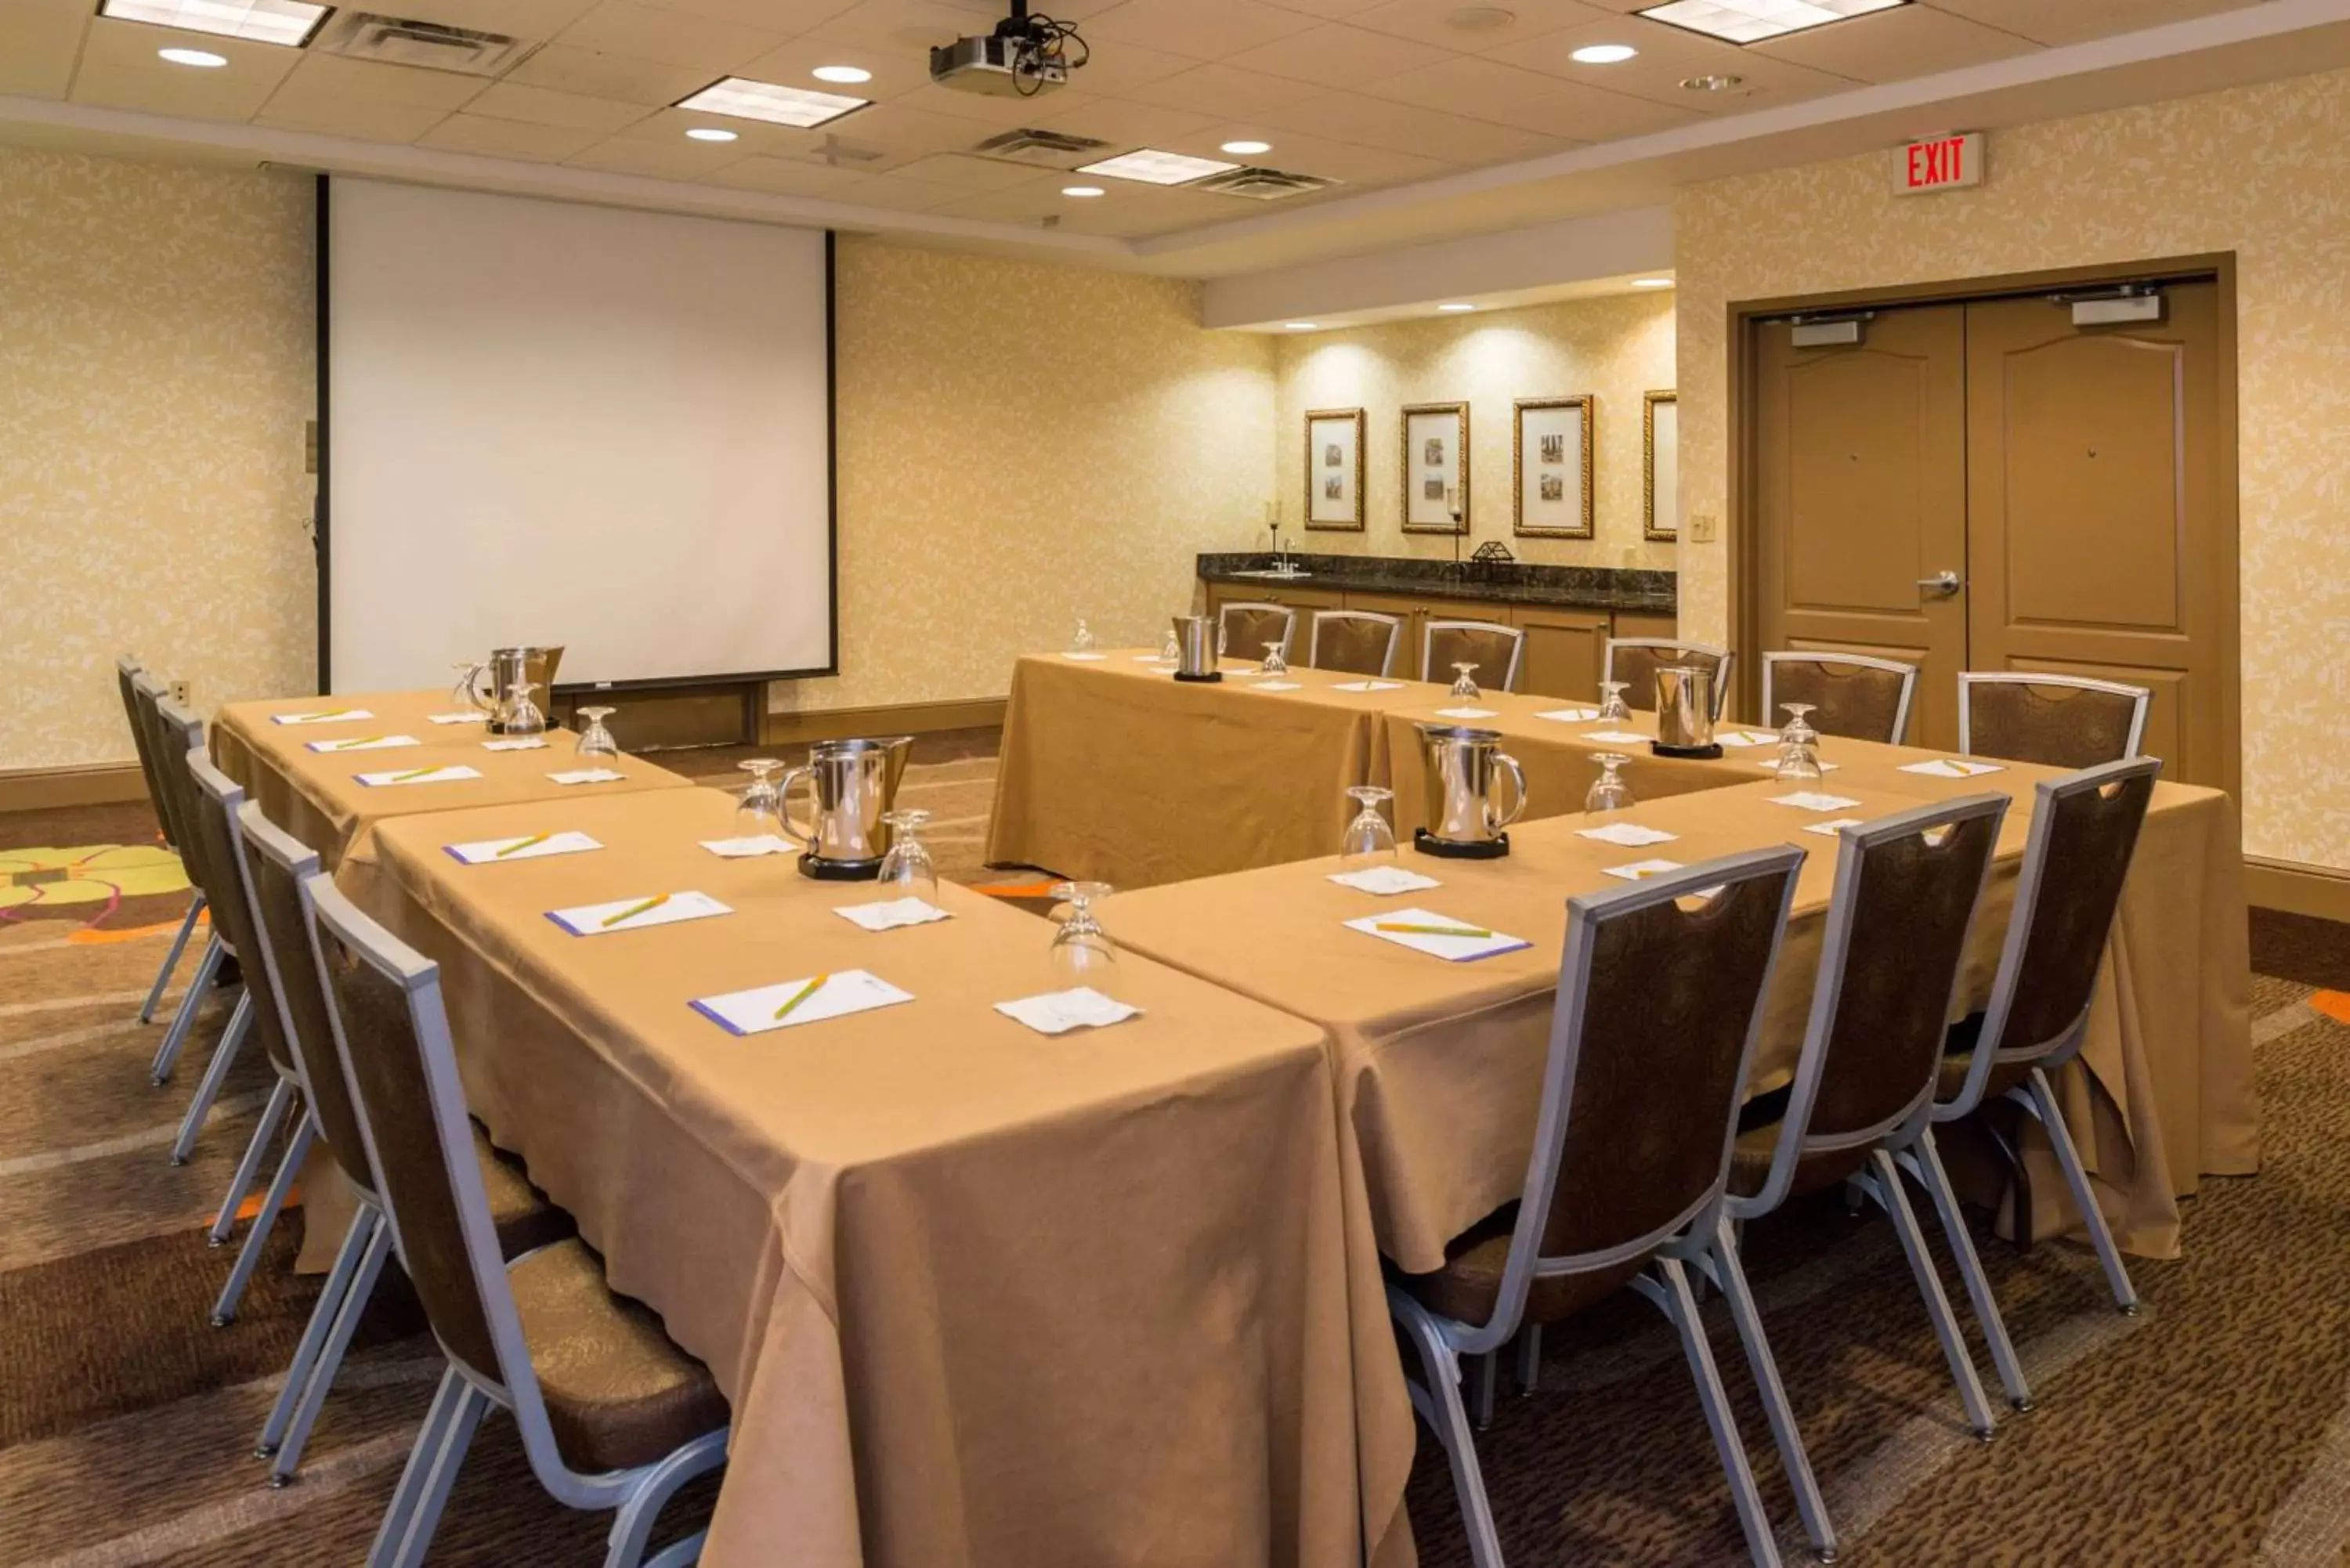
[212,688,692,867]
[342,786,1415,1568]
[987,652,1455,889]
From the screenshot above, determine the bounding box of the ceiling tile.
[461,78,656,129]
[886,80,1089,125]
[1083,0,1325,56]
[501,42,718,102]
[1503,14,1860,110]
[886,150,1060,189]
[1252,85,1562,161]
[923,181,1079,222]
[1167,122,1452,185]
[414,110,612,157]
[732,35,926,100]
[1055,38,1202,94]
[254,96,456,139]
[794,96,989,154]
[1748,4,2039,81]
[1357,54,1694,139]
[607,102,822,151]
[820,165,964,208]
[1245,0,1394,17]
[1032,94,1222,146]
[69,18,301,119]
[1129,61,1312,118]
[1220,21,1435,86]
[563,130,757,175]
[554,0,787,71]
[1346,0,1615,52]
[703,153,873,193]
[269,53,491,109]
[634,0,859,31]
[375,0,603,41]
[1922,0,2260,48]
[0,0,89,98]
[808,0,1023,56]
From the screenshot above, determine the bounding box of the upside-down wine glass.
[1585,753,1635,816]
[736,758,786,840]
[1161,624,1182,663]
[1449,663,1481,702]
[1069,619,1097,655]
[574,706,619,760]
[1261,641,1289,677]
[1597,681,1632,724]
[1777,703,1824,784]
[1340,785,1399,869]
[504,681,547,737]
[1049,881,1119,997]
[876,808,938,905]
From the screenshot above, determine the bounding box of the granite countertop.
[1196,553,1676,616]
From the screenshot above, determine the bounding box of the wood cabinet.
[1612,610,1679,643]
[1506,605,1611,703]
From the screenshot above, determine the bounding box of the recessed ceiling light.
[1284,322,1318,331]
[1570,43,1638,63]
[1682,73,1744,90]
[1076,148,1239,186]
[157,45,228,65]
[1220,139,1272,156]
[685,127,737,142]
[674,77,868,129]
[1437,302,1477,313]
[100,0,325,45]
[1061,185,1105,197]
[1632,277,1674,288]
[812,64,871,84]
[1639,0,1907,45]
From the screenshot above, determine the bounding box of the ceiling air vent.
[970,127,1113,169]
[1190,166,1336,201]
[311,12,540,76]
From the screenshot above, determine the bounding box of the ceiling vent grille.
[970,127,1113,168]
[1191,166,1336,200]
[312,13,540,76]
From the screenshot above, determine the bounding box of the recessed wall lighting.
[1220,139,1272,156]
[1437,302,1477,313]
[1284,322,1318,331]
[1682,72,1744,90]
[1076,148,1241,186]
[1061,185,1105,197]
[101,0,325,45]
[1570,43,1638,63]
[685,127,738,142]
[1639,0,1907,46]
[157,45,229,65]
[812,64,872,84]
[674,77,868,128]
[1632,277,1674,288]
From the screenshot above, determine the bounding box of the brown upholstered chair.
[1603,638,1734,720]
[150,703,254,1159]
[1760,651,1918,743]
[1216,601,1296,663]
[1958,672,2149,768]
[1307,609,1401,677]
[119,657,205,1025]
[237,801,571,1485]
[305,874,727,1568]
[129,673,219,1054]
[1388,847,1804,1568]
[1421,620,1524,692]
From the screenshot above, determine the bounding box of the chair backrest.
[1950,760,2159,1107]
[1217,602,1296,661]
[1477,848,1802,1342]
[237,800,378,1198]
[1307,610,1401,678]
[1604,638,1735,720]
[1760,652,1918,744]
[130,674,190,856]
[1422,620,1525,692]
[1737,797,2006,1212]
[115,656,173,847]
[1958,672,2149,768]
[150,696,226,911]
[184,753,296,1079]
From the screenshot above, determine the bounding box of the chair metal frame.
[1305,609,1401,677]
[1957,671,2149,764]
[1388,848,1804,1568]
[1214,600,1297,661]
[151,705,252,1159]
[306,876,728,1568]
[1603,638,1736,721]
[1759,651,1920,744]
[118,656,204,1026]
[131,672,214,1057]
[1419,619,1526,693]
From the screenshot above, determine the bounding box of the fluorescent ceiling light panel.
[676,77,868,128]
[1076,148,1239,186]
[1637,0,1906,45]
[99,0,327,46]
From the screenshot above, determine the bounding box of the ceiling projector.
[931,0,1088,97]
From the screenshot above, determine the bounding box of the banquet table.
[341,786,1415,1568]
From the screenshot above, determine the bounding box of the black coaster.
[797,851,882,882]
[1172,670,1224,684]
[1414,827,1510,860]
[1651,741,1723,761]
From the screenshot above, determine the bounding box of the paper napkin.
[1345,907,1531,963]
[1327,865,1442,895]
[1603,858,1686,881]
[1535,706,1601,723]
[1900,757,2008,779]
[1582,729,1650,744]
[445,831,602,865]
[305,734,418,753]
[1769,791,1863,813]
[1802,818,1869,838]
[481,737,548,752]
[273,708,373,725]
[1761,757,1841,773]
[1435,706,1499,719]
[1719,730,1781,749]
[1332,680,1405,693]
[692,969,911,1036]
[356,764,480,788]
[1249,681,1303,692]
[548,768,627,786]
[548,890,731,937]
[835,897,952,932]
[1577,821,1679,847]
[1062,652,1108,661]
[995,986,1143,1035]
[1130,654,1167,663]
[428,712,486,724]
[700,835,796,858]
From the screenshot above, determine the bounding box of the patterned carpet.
[2,735,2344,1566]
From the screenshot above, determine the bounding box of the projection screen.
[322,177,835,692]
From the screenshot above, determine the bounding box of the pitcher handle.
[464,662,497,716]
[1488,750,1528,832]
[776,765,818,848]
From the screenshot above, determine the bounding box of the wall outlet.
[1689,513,1719,544]
[168,680,191,705]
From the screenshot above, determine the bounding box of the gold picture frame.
[1643,389,1679,541]
[1401,400,1469,535]
[1304,407,1365,531]
[1513,395,1595,540]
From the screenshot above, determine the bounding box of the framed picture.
[1644,389,1679,540]
[1513,395,1594,540]
[1304,407,1365,530]
[1401,401,1468,534]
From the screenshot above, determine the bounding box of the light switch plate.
[1690,513,1719,544]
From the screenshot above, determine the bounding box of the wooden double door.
[1751,280,2233,788]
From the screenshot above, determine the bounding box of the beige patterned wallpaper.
[0,145,316,772]
[1676,66,2350,873]
[1272,292,1677,570]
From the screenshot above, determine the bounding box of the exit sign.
[1895,132,1983,194]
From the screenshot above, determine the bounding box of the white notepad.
[428,712,486,724]
[1603,858,1686,881]
[1718,730,1781,749]
[1327,865,1443,895]
[1769,791,1863,813]
[1332,680,1405,693]
[1577,821,1679,847]
[692,970,912,1036]
[1434,706,1499,720]
[1345,907,1531,963]
[1535,706,1601,723]
[273,707,373,725]
[1582,730,1650,744]
[1131,654,1167,663]
[547,768,627,786]
[548,890,731,937]
[995,987,1143,1035]
[1761,757,1841,773]
[305,734,418,753]
[1062,652,1108,661]
[481,737,549,752]
[444,831,602,865]
[355,764,481,788]
[1900,757,2008,779]
[1249,681,1303,692]
[834,897,952,932]
[700,835,796,859]
[1802,818,1869,837]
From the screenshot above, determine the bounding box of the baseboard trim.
[0,761,149,814]
[2247,856,2350,924]
[762,696,1007,746]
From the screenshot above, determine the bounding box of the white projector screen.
[323,177,834,692]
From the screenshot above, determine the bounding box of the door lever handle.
[1915,571,1962,598]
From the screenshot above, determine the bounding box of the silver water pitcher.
[1172,614,1218,679]
[1415,724,1528,851]
[1653,665,1717,753]
[778,735,915,876]
[478,645,565,732]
